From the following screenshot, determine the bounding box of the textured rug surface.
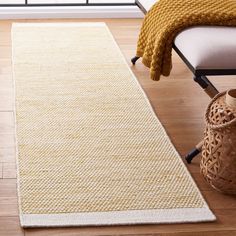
[12,23,215,227]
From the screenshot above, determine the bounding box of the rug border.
[21,208,215,227]
[12,22,216,228]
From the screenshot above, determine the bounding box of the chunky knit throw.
[136,0,236,81]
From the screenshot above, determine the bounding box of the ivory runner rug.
[12,23,215,227]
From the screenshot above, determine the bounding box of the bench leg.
[194,76,219,98]
[131,56,140,65]
[185,140,204,164]
[185,76,219,163]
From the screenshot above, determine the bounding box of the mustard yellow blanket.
[136,0,236,81]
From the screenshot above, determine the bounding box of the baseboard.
[0,6,144,19]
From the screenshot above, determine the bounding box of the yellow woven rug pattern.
[12,23,215,227]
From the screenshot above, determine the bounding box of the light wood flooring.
[0,18,235,236]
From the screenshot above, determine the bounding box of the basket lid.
[205,89,236,129]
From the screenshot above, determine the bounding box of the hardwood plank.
[0,112,14,134]
[0,85,14,110]
[0,197,18,217]
[0,162,2,178]
[0,60,12,69]
[0,179,17,198]
[0,46,11,61]
[0,33,11,46]
[0,20,13,32]
[0,113,15,163]
[0,134,16,163]
[0,217,24,236]
[3,162,16,179]
[0,146,16,163]
[28,230,233,236]
[116,231,236,236]
[202,190,236,210]
[161,231,236,236]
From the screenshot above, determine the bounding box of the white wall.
[0,5,143,19]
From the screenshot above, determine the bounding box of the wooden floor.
[0,18,235,236]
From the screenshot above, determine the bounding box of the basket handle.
[226,89,236,108]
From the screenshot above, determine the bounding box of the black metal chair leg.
[201,76,218,92]
[185,76,220,164]
[185,140,204,164]
[185,148,201,164]
[131,56,140,65]
[194,76,219,98]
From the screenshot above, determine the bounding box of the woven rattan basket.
[201,89,236,195]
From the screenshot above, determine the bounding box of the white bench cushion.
[174,26,236,70]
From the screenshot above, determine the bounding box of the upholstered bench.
[133,0,236,163]
[174,26,236,97]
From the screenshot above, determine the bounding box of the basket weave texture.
[201,91,236,195]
